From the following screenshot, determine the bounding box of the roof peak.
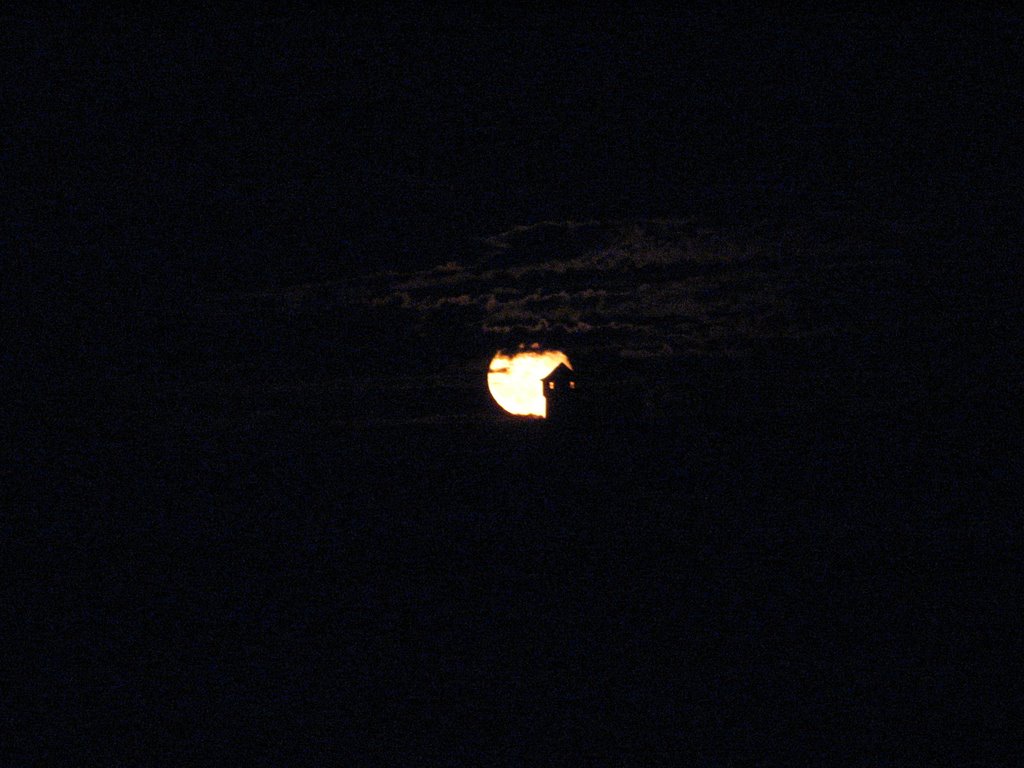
[542,362,575,381]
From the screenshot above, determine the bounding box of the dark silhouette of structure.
[542,363,580,423]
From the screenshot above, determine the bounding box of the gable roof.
[542,363,575,383]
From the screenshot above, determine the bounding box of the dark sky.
[6,8,1019,386]
[9,9,1018,279]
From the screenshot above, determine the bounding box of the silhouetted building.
[542,363,580,422]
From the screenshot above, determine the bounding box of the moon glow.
[487,349,572,418]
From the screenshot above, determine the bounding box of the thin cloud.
[209,218,898,372]
[357,218,830,360]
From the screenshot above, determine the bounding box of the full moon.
[487,348,572,418]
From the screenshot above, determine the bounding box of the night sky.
[5,8,1021,765]
[9,9,1018,383]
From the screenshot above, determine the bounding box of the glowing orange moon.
[487,349,571,418]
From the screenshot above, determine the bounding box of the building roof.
[542,363,575,383]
